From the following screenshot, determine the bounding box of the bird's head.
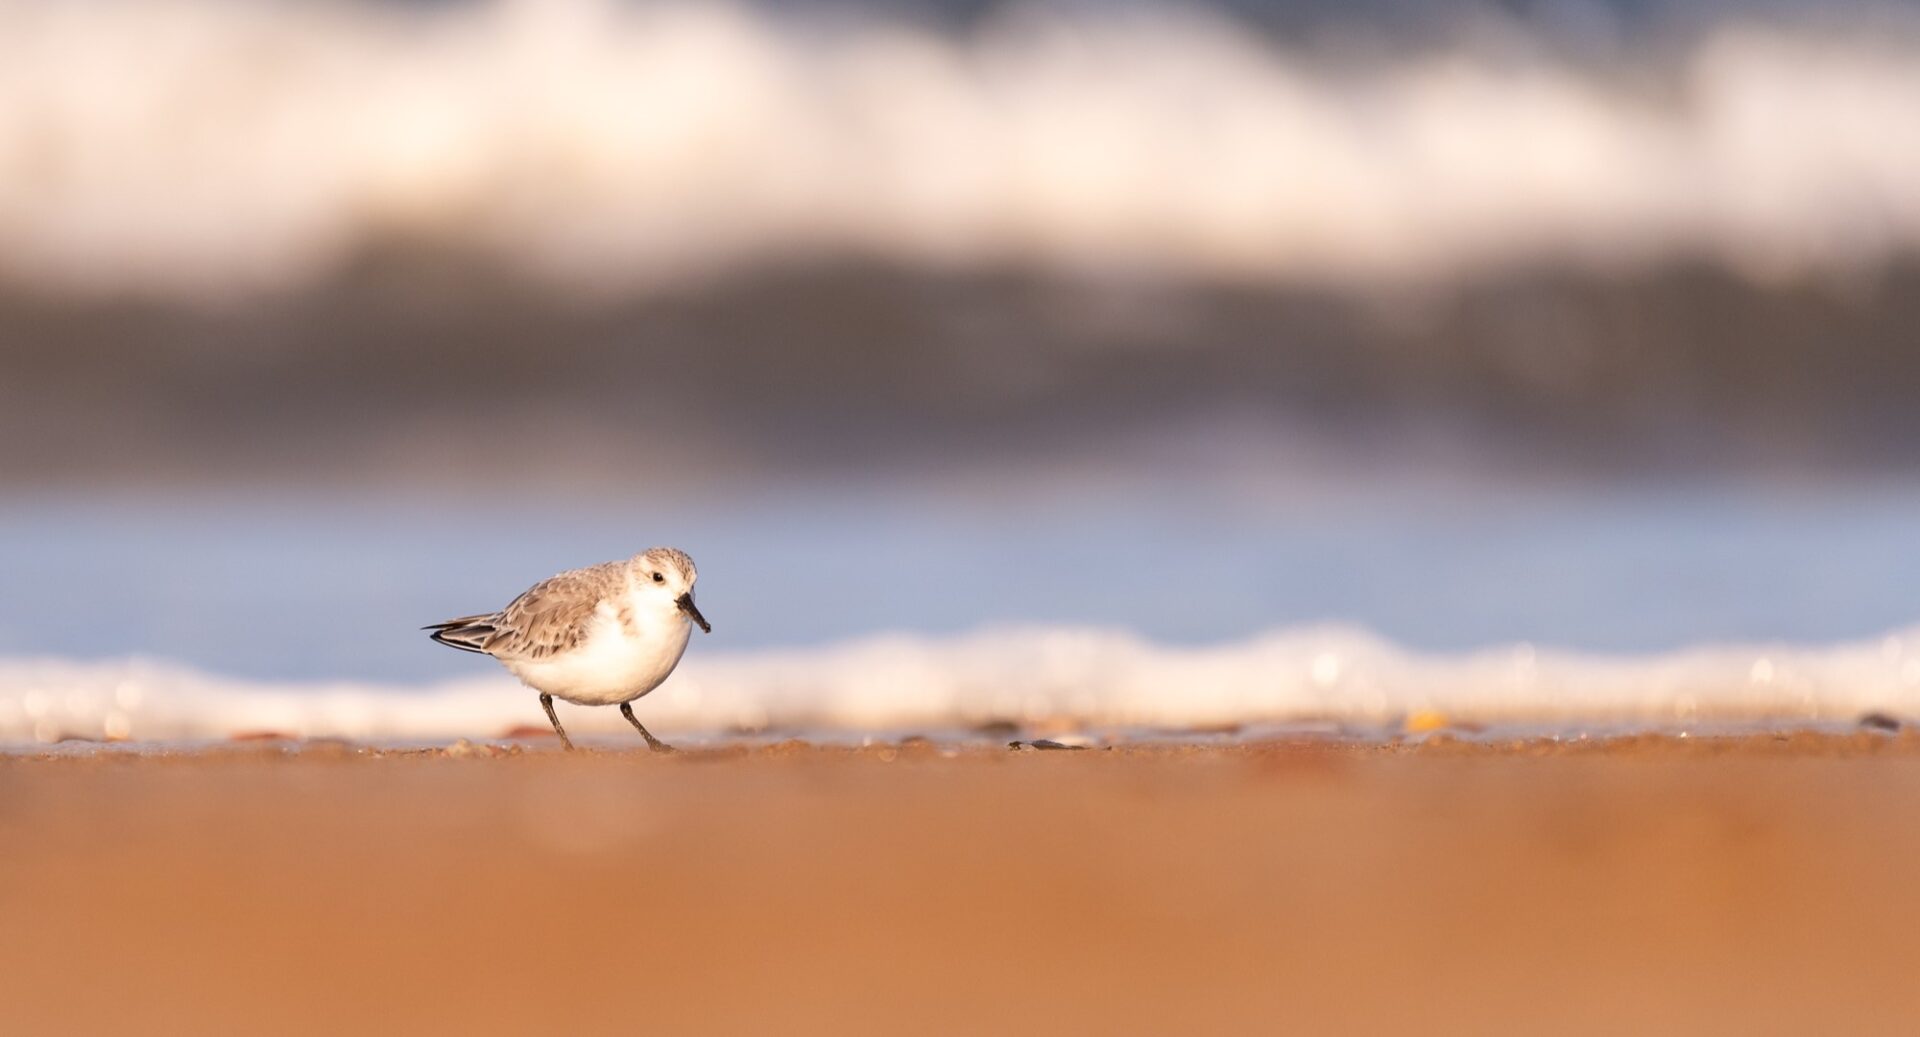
[633,547,709,633]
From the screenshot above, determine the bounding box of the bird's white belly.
[505,614,691,706]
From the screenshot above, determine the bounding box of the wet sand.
[6,733,1920,1035]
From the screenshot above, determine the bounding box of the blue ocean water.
[5,479,1917,683]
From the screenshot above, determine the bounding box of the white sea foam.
[1,1,1919,298]
[5,624,1920,743]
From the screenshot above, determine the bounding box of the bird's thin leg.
[620,702,675,753]
[540,693,576,751]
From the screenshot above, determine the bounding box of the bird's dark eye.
[652,572,665,584]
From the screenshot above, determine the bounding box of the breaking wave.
[2,0,1919,298]
[7,624,1920,743]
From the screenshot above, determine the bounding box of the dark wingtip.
[426,620,495,654]
[429,635,489,655]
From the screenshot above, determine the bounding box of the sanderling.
[425,547,710,751]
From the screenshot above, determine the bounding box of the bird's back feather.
[424,561,626,660]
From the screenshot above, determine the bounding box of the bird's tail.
[423,614,500,654]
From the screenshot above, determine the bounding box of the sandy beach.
[8,1,1920,1033]
[6,733,1920,1035]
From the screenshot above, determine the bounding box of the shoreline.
[6,720,1919,756]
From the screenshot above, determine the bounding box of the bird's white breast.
[503,590,692,706]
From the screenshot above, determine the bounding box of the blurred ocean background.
[5,0,1920,740]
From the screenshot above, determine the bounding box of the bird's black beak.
[677,593,711,634]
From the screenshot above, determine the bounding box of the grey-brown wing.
[483,563,623,660]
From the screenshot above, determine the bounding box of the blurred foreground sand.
[5,735,1920,1035]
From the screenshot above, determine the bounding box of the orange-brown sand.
[6,733,1920,1035]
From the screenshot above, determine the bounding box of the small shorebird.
[425,548,710,751]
